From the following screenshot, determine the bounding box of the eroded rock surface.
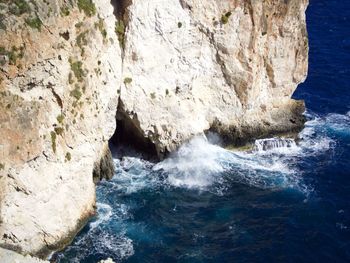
[0,247,48,263]
[0,0,121,257]
[0,0,309,258]
[119,0,309,157]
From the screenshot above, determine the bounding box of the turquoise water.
[56,1,350,262]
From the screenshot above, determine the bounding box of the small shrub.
[221,11,232,25]
[76,30,88,49]
[57,114,64,124]
[124,77,132,85]
[0,14,6,30]
[54,127,64,135]
[65,152,71,161]
[75,22,84,28]
[25,16,42,31]
[150,92,156,99]
[60,6,70,16]
[95,19,107,39]
[0,163,4,170]
[77,0,96,17]
[50,131,57,153]
[69,59,85,82]
[115,20,125,48]
[70,86,82,100]
[0,45,25,65]
[177,22,182,28]
[9,0,31,16]
[68,72,74,84]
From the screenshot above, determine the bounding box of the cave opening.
[107,0,158,160]
[109,0,132,19]
[108,103,159,161]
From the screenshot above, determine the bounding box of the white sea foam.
[152,136,301,191]
[90,202,113,230]
[153,137,226,188]
[152,111,348,192]
[107,157,157,194]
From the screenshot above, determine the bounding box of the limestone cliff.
[119,0,308,157]
[0,0,308,258]
[0,0,121,257]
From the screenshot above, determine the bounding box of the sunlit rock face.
[0,0,308,258]
[0,0,121,257]
[119,0,308,157]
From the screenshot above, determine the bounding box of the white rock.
[119,0,308,156]
[0,0,121,257]
[0,248,48,263]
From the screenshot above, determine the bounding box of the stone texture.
[119,0,309,157]
[0,0,121,257]
[0,247,48,263]
[0,0,309,259]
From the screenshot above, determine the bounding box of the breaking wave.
[57,111,347,262]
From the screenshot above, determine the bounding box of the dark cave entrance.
[110,0,132,19]
[108,0,158,160]
[108,103,158,160]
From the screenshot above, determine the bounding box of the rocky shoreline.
[0,0,308,259]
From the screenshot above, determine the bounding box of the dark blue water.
[56,1,350,262]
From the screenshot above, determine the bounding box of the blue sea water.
[56,1,350,262]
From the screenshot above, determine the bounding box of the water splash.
[90,203,113,230]
[57,111,348,262]
[253,137,297,152]
[153,136,304,192]
[154,137,226,189]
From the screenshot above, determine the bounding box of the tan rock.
[118,0,309,157]
[0,0,309,259]
[0,247,48,263]
[0,0,121,257]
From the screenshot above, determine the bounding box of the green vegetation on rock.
[6,0,31,16]
[124,77,132,85]
[0,45,25,65]
[77,0,96,17]
[60,6,70,17]
[25,15,42,31]
[115,20,125,48]
[54,127,64,135]
[0,14,6,30]
[65,152,71,162]
[57,114,64,124]
[70,86,82,100]
[69,59,85,82]
[76,30,88,49]
[221,11,232,24]
[95,18,107,39]
[50,131,57,153]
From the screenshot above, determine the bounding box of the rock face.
[0,247,48,263]
[0,0,121,257]
[0,0,308,259]
[119,0,309,157]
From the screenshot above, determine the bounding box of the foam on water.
[57,111,348,262]
[154,137,226,189]
[90,203,113,230]
[254,137,298,152]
